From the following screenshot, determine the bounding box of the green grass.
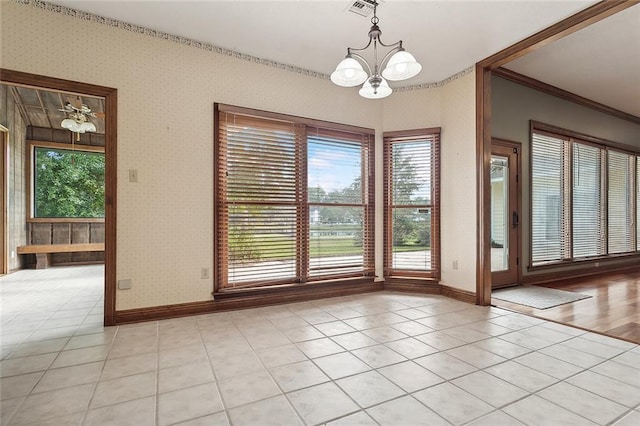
[393,244,430,253]
[309,235,361,257]
[231,233,431,263]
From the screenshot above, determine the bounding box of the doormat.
[493,286,592,309]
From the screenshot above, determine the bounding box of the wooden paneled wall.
[27,222,105,265]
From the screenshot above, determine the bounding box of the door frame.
[0,69,117,326]
[0,125,7,275]
[491,138,522,288]
[474,2,636,305]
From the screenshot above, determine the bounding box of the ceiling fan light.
[331,57,368,87]
[61,118,79,131]
[359,77,392,99]
[80,121,96,133]
[382,50,422,81]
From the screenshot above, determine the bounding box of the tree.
[391,147,425,246]
[34,147,105,218]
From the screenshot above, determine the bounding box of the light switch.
[128,169,138,182]
[118,279,132,290]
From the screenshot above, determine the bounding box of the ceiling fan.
[59,96,103,137]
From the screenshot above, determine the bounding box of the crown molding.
[494,67,640,125]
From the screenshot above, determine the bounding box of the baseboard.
[115,277,479,325]
[383,277,441,295]
[383,277,475,304]
[522,263,640,286]
[440,283,476,304]
[115,280,384,324]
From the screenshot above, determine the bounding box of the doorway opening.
[0,69,116,326]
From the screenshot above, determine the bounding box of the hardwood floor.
[492,270,640,344]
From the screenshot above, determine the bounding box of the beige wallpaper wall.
[1,1,478,308]
[382,73,478,293]
[439,73,477,293]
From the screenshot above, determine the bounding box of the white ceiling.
[48,1,638,117]
[505,5,640,118]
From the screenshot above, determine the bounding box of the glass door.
[491,141,520,288]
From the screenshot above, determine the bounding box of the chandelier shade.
[331,1,422,99]
[331,57,368,87]
[359,77,392,99]
[382,50,422,81]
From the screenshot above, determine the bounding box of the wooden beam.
[478,1,639,70]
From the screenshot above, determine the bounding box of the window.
[530,123,639,267]
[30,142,105,219]
[215,105,374,291]
[607,150,634,254]
[383,129,440,278]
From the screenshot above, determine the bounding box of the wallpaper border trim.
[17,0,473,90]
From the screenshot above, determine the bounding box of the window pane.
[391,208,431,270]
[309,207,364,277]
[391,141,432,205]
[227,205,297,286]
[572,143,603,258]
[491,156,509,271]
[308,131,369,278]
[608,150,633,254]
[219,113,300,289]
[308,136,362,204]
[531,133,567,264]
[385,135,436,274]
[226,124,298,203]
[34,147,105,218]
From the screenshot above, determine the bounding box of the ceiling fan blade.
[94,112,106,118]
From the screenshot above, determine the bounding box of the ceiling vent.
[347,0,379,18]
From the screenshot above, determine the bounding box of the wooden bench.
[17,243,105,269]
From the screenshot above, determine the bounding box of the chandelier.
[331,1,422,99]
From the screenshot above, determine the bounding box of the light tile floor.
[1,266,639,425]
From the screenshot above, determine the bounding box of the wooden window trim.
[27,140,105,223]
[214,103,375,294]
[383,128,441,280]
[532,121,640,155]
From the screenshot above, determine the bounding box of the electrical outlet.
[128,169,138,182]
[201,268,210,279]
[10,250,15,259]
[452,260,459,270]
[118,279,132,290]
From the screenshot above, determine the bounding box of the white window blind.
[531,126,639,268]
[383,131,440,276]
[216,106,375,291]
[572,143,604,258]
[307,129,373,279]
[218,113,302,288]
[531,133,568,264]
[608,150,633,254]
